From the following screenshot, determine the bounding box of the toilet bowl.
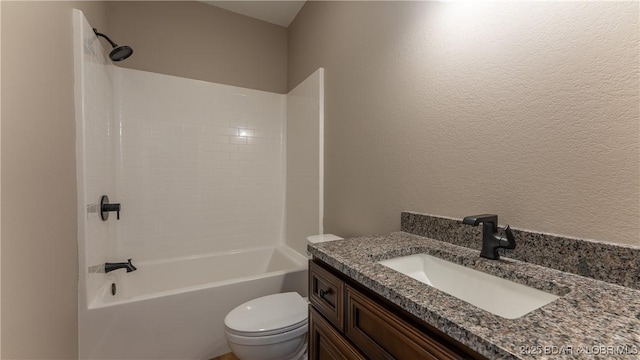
[224,292,308,360]
[225,235,343,359]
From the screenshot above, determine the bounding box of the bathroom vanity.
[309,258,483,359]
[307,230,640,359]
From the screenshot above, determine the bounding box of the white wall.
[285,68,324,255]
[115,68,286,262]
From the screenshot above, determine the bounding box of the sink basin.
[378,253,559,319]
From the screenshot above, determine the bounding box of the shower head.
[93,28,133,62]
[108,45,133,62]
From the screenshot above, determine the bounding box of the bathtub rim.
[128,243,305,267]
[88,244,308,309]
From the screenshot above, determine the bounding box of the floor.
[210,353,240,360]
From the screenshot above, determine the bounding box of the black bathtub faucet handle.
[100,195,121,220]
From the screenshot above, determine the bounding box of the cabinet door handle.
[319,288,332,299]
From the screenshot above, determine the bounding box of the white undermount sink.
[378,253,560,319]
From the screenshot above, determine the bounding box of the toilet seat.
[224,292,308,337]
[225,320,308,346]
[226,318,308,337]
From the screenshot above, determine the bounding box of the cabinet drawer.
[309,260,344,331]
[309,307,365,360]
[345,286,462,360]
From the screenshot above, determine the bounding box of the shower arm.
[93,28,119,48]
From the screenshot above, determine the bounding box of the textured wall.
[1,2,108,358]
[105,1,288,93]
[288,1,640,246]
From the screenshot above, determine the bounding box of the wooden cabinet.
[309,260,344,331]
[308,258,485,360]
[309,307,365,360]
[345,286,460,360]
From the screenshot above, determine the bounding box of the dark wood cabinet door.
[309,307,365,360]
[344,286,462,360]
[309,260,345,331]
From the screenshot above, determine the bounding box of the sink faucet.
[462,214,516,260]
[105,259,137,273]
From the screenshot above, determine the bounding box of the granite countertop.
[308,232,640,359]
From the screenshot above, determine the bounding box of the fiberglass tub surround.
[74,10,323,359]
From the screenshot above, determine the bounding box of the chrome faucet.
[105,259,137,273]
[462,214,516,260]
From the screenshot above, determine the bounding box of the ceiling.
[201,1,306,27]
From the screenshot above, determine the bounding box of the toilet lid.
[224,292,308,336]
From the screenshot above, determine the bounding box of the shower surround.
[116,67,286,262]
[73,10,322,359]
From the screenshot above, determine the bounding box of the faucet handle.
[503,225,514,241]
[100,195,121,221]
[500,225,516,250]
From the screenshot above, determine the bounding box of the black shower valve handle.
[104,204,120,220]
[100,195,121,221]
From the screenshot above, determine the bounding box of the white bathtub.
[79,245,309,359]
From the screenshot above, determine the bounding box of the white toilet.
[224,292,309,360]
[224,235,343,360]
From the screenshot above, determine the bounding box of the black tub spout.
[105,259,137,273]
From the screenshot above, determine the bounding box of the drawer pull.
[319,288,332,299]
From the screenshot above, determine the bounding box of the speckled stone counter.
[308,232,640,359]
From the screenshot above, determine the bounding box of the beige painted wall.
[1,2,108,358]
[106,1,288,93]
[288,1,640,246]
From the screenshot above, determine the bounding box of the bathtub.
[79,245,309,359]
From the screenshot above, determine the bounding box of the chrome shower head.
[93,28,134,62]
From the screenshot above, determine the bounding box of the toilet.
[224,292,309,360]
[224,235,343,360]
